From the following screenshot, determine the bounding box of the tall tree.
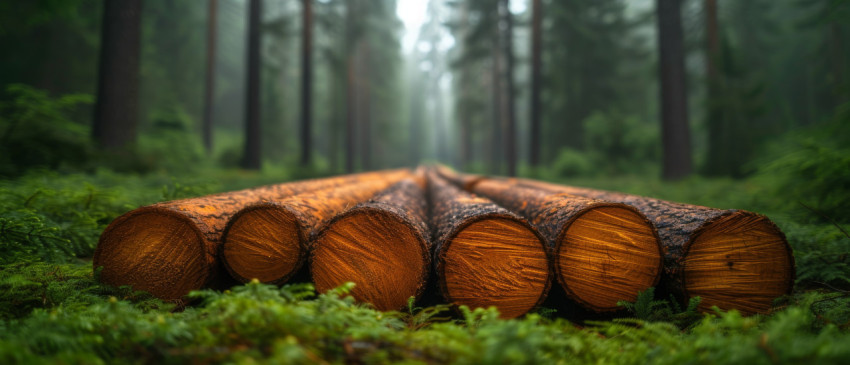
[300,0,313,166]
[202,0,218,155]
[242,0,262,169]
[529,0,542,168]
[656,0,692,179]
[92,0,142,149]
[344,0,357,173]
[500,0,516,177]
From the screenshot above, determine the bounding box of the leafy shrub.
[584,110,660,175]
[134,106,208,174]
[0,170,217,263]
[754,103,850,222]
[550,148,596,177]
[0,84,94,177]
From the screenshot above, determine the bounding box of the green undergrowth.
[1,171,848,363]
[1,262,849,364]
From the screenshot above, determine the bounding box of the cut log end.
[557,206,662,311]
[440,216,550,319]
[222,205,303,284]
[684,211,794,314]
[93,208,207,300]
[311,208,429,311]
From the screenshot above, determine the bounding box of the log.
[221,175,410,285]
[93,169,410,300]
[429,173,551,319]
[310,178,431,311]
[517,179,795,314]
[469,178,662,312]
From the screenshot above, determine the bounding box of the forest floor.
[1,169,849,364]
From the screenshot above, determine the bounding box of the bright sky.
[396,0,528,54]
[396,0,429,53]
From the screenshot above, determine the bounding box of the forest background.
[0,0,849,363]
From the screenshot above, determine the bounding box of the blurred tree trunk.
[501,0,516,177]
[703,0,728,176]
[242,0,262,170]
[93,0,141,149]
[360,42,372,171]
[300,0,313,167]
[491,23,503,175]
[202,0,217,155]
[656,0,692,180]
[529,0,542,168]
[345,0,356,173]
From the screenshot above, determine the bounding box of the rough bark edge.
[92,205,213,299]
[433,210,554,315]
[220,202,310,285]
[552,201,663,312]
[680,210,796,303]
[308,203,432,301]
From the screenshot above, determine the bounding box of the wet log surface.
[469,178,662,312]
[93,169,410,300]
[517,178,795,314]
[310,178,431,311]
[429,174,551,319]
[221,175,409,285]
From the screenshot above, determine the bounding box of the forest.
[1,0,849,363]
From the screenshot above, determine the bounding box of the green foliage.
[584,110,661,175]
[0,262,171,320]
[134,106,209,174]
[781,220,850,289]
[617,287,703,329]
[0,84,94,177]
[0,170,217,263]
[755,118,850,223]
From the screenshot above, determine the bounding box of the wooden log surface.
[93,169,410,300]
[221,176,409,285]
[516,178,795,314]
[469,178,662,312]
[310,178,431,311]
[429,173,551,319]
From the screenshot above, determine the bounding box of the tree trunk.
[345,0,356,173]
[360,43,372,171]
[490,28,503,175]
[299,0,313,167]
[501,0,517,177]
[656,0,692,179]
[242,0,262,170]
[202,0,218,155]
[702,0,732,176]
[92,0,142,149]
[516,178,795,315]
[311,178,431,311]
[429,173,550,319]
[221,171,411,284]
[94,168,411,300]
[467,178,662,312]
[529,0,542,168]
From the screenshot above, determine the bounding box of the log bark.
[469,178,662,312]
[429,173,551,319]
[221,174,410,285]
[93,169,410,300]
[517,179,795,314]
[310,178,431,311]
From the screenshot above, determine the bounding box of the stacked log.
[468,178,662,312]
[310,178,432,311]
[516,179,795,314]
[221,176,409,285]
[429,174,551,319]
[93,169,409,300]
